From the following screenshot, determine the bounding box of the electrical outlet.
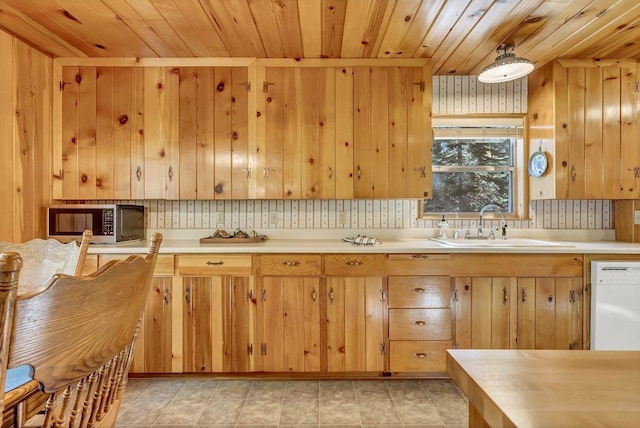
[338,211,347,226]
[216,212,225,226]
[269,211,279,226]
[635,210,640,225]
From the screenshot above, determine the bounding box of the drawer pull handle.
[411,254,428,259]
[282,261,300,266]
[414,352,430,359]
[346,261,362,266]
[413,287,425,293]
[206,261,224,266]
[414,320,426,326]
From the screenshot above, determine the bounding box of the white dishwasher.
[591,261,640,350]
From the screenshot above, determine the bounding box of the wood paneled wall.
[0,32,52,242]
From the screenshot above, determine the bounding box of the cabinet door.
[182,276,231,372]
[259,277,321,372]
[257,68,285,199]
[59,66,98,200]
[131,277,174,373]
[469,277,516,349]
[326,277,384,372]
[516,277,583,350]
[144,67,180,199]
[618,64,640,199]
[231,276,257,372]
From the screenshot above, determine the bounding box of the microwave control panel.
[103,208,114,235]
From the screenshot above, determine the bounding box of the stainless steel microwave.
[47,204,145,244]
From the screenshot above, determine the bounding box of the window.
[423,117,526,217]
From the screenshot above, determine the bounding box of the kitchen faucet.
[478,204,506,239]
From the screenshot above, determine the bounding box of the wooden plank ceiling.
[0,0,639,74]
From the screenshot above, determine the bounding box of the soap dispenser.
[438,215,449,238]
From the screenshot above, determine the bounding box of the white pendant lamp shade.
[478,43,534,83]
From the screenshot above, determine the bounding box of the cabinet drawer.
[324,254,385,276]
[389,341,451,372]
[389,308,451,340]
[388,276,451,308]
[259,255,322,276]
[176,254,252,276]
[99,254,174,276]
[385,254,451,275]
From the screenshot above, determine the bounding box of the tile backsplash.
[106,199,611,231]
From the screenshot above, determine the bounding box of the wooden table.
[447,349,640,427]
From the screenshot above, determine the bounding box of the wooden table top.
[447,349,640,428]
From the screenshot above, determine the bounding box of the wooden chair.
[0,233,162,428]
[0,231,93,297]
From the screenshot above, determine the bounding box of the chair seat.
[4,365,33,393]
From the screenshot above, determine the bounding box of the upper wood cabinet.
[54,59,430,200]
[55,63,251,200]
[528,60,640,200]
[257,62,432,200]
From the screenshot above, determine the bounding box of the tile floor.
[116,378,468,427]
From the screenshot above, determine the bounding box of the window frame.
[420,114,529,220]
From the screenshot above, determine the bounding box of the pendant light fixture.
[478,43,534,83]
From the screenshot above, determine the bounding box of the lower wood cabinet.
[176,254,252,373]
[325,276,385,372]
[97,254,176,374]
[91,251,586,376]
[451,254,584,351]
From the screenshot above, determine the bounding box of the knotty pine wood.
[181,275,231,372]
[620,64,640,198]
[0,33,51,242]
[176,254,252,277]
[95,66,114,199]
[256,276,322,372]
[230,276,256,372]
[334,66,354,199]
[389,308,451,341]
[324,254,385,276]
[231,67,250,199]
[259,254,322,276]
[325,276,384,372]
[214,67,233,199]
[179,67,198,200]
[388,276,450,308]
[262,67,285,199]
[584,67,603,199]
[283,67,302,199]
[301,68,319,199]
[601,67,620,199]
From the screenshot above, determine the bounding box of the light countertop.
[86,228,640,255]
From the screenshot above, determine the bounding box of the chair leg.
[15,402,24,428]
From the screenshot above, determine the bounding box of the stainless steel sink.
[429,237,574,248]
